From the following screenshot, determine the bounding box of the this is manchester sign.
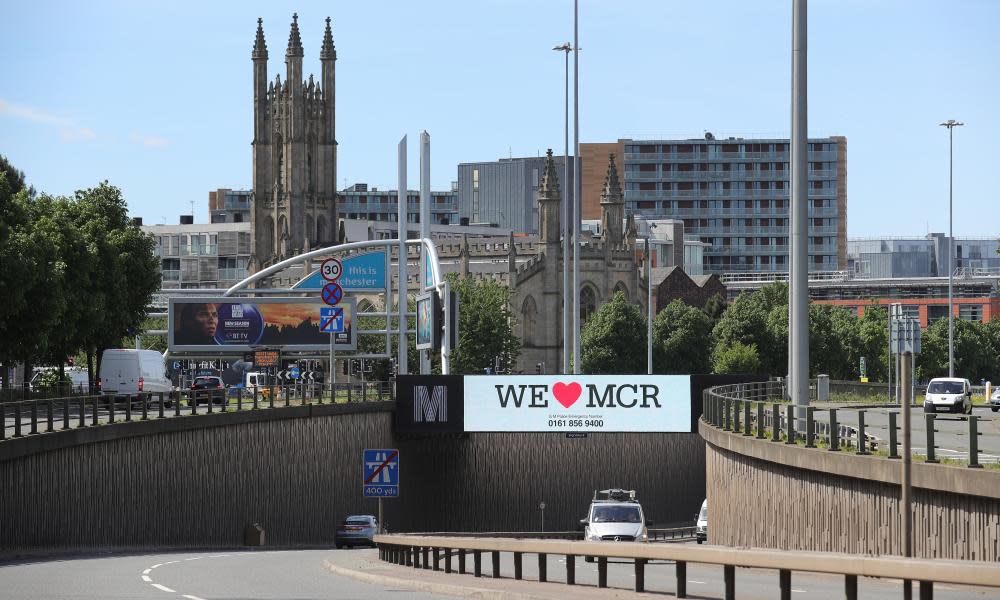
[464,375,691,433]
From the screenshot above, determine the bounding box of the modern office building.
[209,188,252,223]
[339,183,459,226]
[457,155,576,233]
[848,234,1000,278]
[580,135,847,274]
[142,219,252,289]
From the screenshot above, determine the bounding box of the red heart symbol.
[552,382,582,409]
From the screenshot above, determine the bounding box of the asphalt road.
[0,549,452,600]
[1,544,995,600]
[834,405,1000,463]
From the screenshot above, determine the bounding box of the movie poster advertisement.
[169,297,355,352]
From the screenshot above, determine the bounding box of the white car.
[923,377,973,414]
[696,499,708,544]
[989,386,1000,413]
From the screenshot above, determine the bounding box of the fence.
[374,533,1000,598]
[0,381,393,443]
[702,382,993,467]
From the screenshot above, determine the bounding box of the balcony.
[161,270,181,281]
[180,244,218,257]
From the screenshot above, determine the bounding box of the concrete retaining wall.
[0,403,705,559]
[701,422,1000,561]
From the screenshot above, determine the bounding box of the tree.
[702,292,728,327]
[580,291,646,374]
[711,282,787,376]
[653,299,712,374]
[857,303,889,383]
[918,318,991,382]
[713,342,761,374]
[0,172,41,382]
[448,275,520,375]
[0,154,34,197]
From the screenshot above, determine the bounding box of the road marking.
[141,575,152,582]
[182,596,206,600]
[142,568,152,575]
[792,589,807,593]
[151,583,175,592]
[184,556,202,561]
[150,563,163,569]
[690,580,707,584]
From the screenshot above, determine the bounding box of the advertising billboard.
[169,297,355,353]
[415,291,440,351]
[463,375,692,433]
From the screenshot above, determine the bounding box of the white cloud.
[129,132,169,149]
[0,98,97,142]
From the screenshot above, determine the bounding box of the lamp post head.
[939,119,964,128]
[552,43,572,52]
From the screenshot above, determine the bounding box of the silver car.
[580,489,650,561]
[989,386,1000,413]
[334,514,378,548]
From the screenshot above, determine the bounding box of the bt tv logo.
[494,380,663,409]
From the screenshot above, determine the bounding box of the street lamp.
[554,42,572,374]
[939,119,963,378]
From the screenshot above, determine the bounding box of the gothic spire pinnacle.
[538,149,561,201]
[321,16,337,60]
[252,17,268,59]
[600,153,623,204]
[286,13,304,58]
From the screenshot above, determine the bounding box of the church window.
[613,281,628,301]
[521,296,538,346]
[580,285,598,324]
[317,216,328,242]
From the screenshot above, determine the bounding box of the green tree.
[0,172,41,383]
[917,318,991,382]
[581,291,646,374]
[711,282,787,375]
[702,292,728,327]
[857,303,889,383]
[448,275,520,374]
[712,342,761,374]
[653,299,712,374]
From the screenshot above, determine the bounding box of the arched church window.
[317,216,327,243]
[278,215,288,241]
[263,216,275,257]
[613,281,629,301]
[521,296,538,346]
[580,285,598,324]
[306,214,315,244]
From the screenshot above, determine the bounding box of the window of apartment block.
[814,255,823,264]
[744,182,753,190]
[679,182,694,191]
[699,219,709,227]
[745,237,754,245]
[813,237,823,245]
[639,163,656,172]
[678,163,693,172]
[813,199,823,207]
[638,201,655,209]
[722,144,738,153]
[760,163,770,171]
[760,237,770,245]
[761,256,771,265]
[699,200,708,209]
[640,145,657,154]
[678,144,693,153]
[640,182,656,191]
[776,255,786,265]
[745,219,753,226]
[959,304,984,322]
[811,180,823,189]
[722,182,731,190]
[699,182,709,191]
[661,164,673,172]
[760,181,770,190]
[760,199,771,209]
[722,219,731,227]
[679,200,693,209]
[722,163,731,171]
[813,218,823,227]
[722,238,731,246]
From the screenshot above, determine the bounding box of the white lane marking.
[141,575,152,582]
[142,569,152,575]
[690,580,707,584]
[151,583,175,592]
[163,560,179,565]
[184,557,202,561]
[150,563,163,569]
[182,596,206,600]
[792,589,808,593]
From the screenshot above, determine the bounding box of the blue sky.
[2,0,997,237]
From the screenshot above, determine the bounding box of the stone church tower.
[250,14,338,272]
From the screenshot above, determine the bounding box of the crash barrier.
[703,381,992,467]
[0,381,393,443]
[406,527,696,543]
[374,533,1000,598]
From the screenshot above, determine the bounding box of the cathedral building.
[250,14,339,273]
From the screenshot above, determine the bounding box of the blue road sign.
[320,307,345,333]
[290,366,300,379]
[363,448,399,498]
[322,282,343,306]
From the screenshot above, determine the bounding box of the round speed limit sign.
[321,257,343,282]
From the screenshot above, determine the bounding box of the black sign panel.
[395,375,464,434]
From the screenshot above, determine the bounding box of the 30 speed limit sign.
[321,257,342,281]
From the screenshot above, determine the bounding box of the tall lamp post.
[572,0,581,374]
[554,42,572,374]
[939,119,963,378]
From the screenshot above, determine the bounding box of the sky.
[1,0,997,237]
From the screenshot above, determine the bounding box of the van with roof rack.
[579,488,651,560]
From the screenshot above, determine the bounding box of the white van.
[696,499,708,544]
[99,349,172,401]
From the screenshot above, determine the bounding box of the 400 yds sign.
[463,375,691,433]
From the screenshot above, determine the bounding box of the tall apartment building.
[209,188,252,223]
[581,135,847,274]
[339,183,459,225]
[457,155,576,233]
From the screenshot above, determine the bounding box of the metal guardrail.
[374,533,1000,598]
[703,382,994,468]
[0,381,393,442]
[405,527,696,543]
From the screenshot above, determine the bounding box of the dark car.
[335,515,378,548]
[190,376,226,406]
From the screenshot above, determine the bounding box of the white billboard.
[463,375,692,433]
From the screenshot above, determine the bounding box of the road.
[0,549,451,600]
[835,405,1000,463]
[1,543,994,600]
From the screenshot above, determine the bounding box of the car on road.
[989,386,1000,413]
[334,515,378,548]
[696,499,708,544]
[923,377,973,414]
[580,489,650,561]
[190,376,226,406]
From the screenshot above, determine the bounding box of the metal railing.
[374,533,1000,598]
[0,381,393,443]
[703,382,995,468]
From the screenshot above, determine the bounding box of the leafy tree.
[711,282,787,375]
[581,291,646,374]
[702,292,728,327]
[0,173,40,383]
[713,342,761,374]
[653,299,712,374]
[0,154,34,197]
[448,275,520,375]
[917,318,991,382]
[857,303,889,383]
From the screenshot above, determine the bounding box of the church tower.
[537,149,562,245]
[250,15,338,272]
[600,153,624,246]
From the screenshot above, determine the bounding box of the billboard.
[415,291,440,351]
[169,297,356,353]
